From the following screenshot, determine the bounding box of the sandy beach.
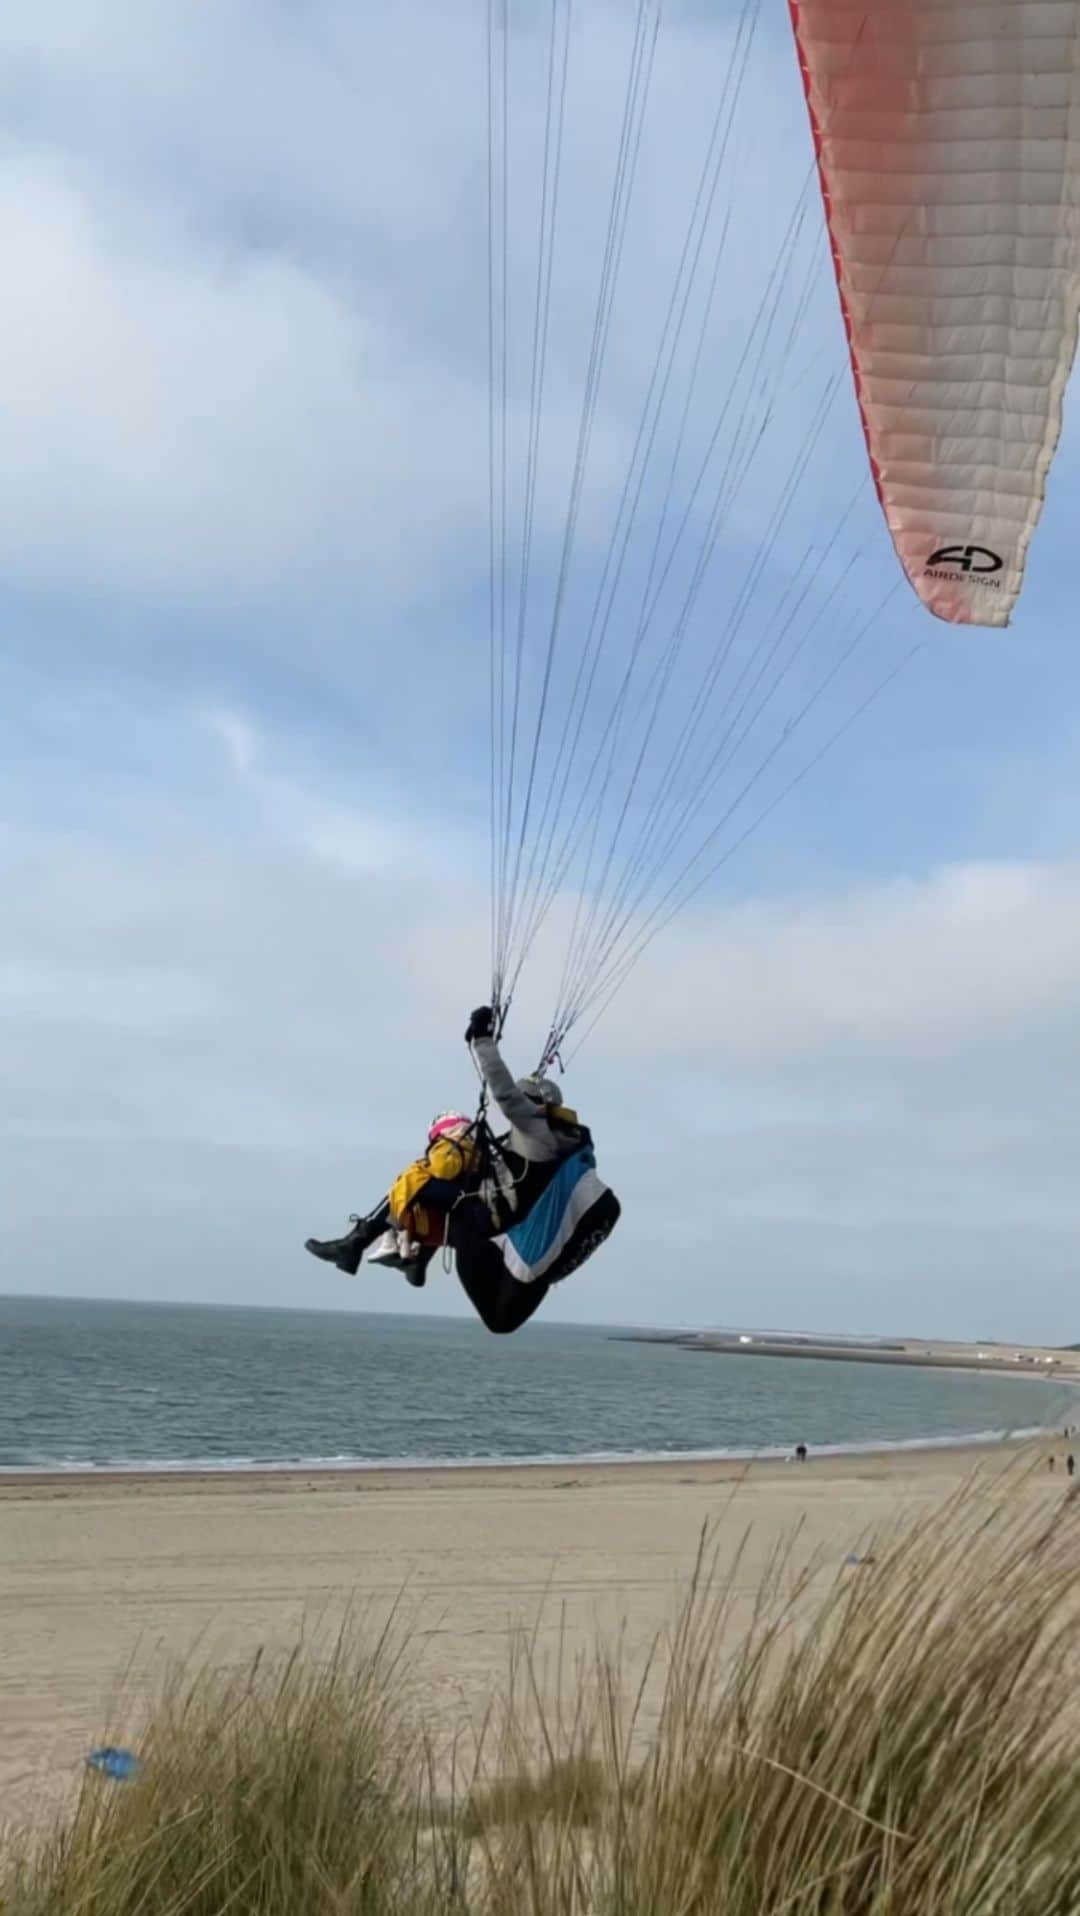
[2,1438,1071,1832]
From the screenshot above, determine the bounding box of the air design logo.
[924,544,1005,590]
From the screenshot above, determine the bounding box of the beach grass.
[5,1474,1080,1913]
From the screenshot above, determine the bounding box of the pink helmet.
[428,1111,471,1145]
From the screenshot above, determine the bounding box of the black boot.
[305,1213,382,1277]
[403,1247,436,1289]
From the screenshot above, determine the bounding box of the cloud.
[200,704,422,872]
[4,743,1080,1342]
[0,151,495,607]
[207,710,258,780]
[598,859,1080,1062]
[0,0,828,629]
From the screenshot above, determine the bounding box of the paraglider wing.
[789,0,1080,627]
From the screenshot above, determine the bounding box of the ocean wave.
[0,1425,1055,1476]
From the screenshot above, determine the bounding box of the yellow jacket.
[388,1132,480,1244]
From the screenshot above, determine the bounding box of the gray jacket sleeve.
[470,1034,559,1162]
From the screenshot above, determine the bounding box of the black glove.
[465,1005,495,1044]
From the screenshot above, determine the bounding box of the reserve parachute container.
[789,0,1080,626]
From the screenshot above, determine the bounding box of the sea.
[1,1295,1074,1475]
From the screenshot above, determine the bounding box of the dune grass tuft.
[3,1619,419,1916]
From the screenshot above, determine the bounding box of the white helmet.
[517,1074,562,1108]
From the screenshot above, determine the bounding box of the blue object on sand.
[87,1746,142,1781]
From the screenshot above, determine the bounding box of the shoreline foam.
[0,1422,1056,1489]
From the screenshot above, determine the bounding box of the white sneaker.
[367,1228,423,1273]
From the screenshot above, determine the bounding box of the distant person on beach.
[1068,1455,1076,1479]
[795,1443,808,1462]
[305,1008,620,1334]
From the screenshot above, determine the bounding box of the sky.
[3,0,1080,1343]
